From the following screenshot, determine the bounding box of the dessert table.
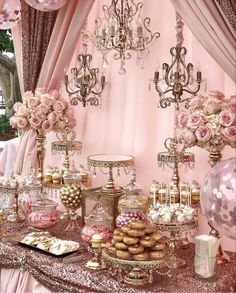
[0,221,235,293]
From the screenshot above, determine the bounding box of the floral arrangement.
[175,91,236,152]
[10,88,76,133]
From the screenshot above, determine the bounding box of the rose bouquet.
[175,91,236,164]
[10,88,76,134]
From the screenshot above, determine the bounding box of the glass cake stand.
[102,249,171,286]
[152,219,198,269]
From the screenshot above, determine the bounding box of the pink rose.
[67,117,76,129]
[57,120,66,130]
[35,88,46,96]
[22,91,34,104]
[195,126,212,142]
[28,97,39,108]
[53,100,65,113]
[50,89,61,100]
[18,106,31,117]
[208,90,224,100]
[228,95,236,113]
[205,97,221,114]
[182,129,196,146]
[16,117,28,129]
[189,96,203,110]
[218,110,234,126]
[222,126,236,142]
[47,111,58,124]
[176,111,188,128]
[40,94,52,106]
[41,120,53,133]
[29,115,42,129]
[9,116,18,128]
[36,103,50,115]
[187,113,205,129]
[13,102,24,112]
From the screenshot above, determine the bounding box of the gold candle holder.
[86,234,103,270]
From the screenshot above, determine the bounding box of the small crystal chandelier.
[86,0,160,74]
[64,44,105,107]
[153,13,202,109]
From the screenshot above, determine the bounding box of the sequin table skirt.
[0,222,236,293]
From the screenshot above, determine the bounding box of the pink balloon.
[0,0,21,30]
[24,0,68,11]
[200,157,236,240]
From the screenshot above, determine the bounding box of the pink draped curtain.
[170,0,236,82]
[13,0,95,176]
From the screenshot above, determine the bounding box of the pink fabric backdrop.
[171,0,236,82]
[44,0,236,251]
[0,269,51,293]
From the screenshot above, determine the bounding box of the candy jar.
[116,190,146,227]
[27,195,58,229]
[125,170,149,212]
[81,203,113,243]
[60,175,82,231]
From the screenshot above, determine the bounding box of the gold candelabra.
[153,13,202,109]
[158,138,195,195]
[86,0,160,74]
[64,44,105,107]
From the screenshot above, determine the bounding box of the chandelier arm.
[182,83,201,95]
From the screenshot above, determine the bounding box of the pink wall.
[44,0,236,251]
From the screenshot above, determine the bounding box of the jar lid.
[85,203,112,225]
[118,193,144,212]
[32,193,58,209]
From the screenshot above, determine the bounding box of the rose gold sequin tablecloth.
[0,221,236,293]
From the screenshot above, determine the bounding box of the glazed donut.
[144,226,155,235]
[130,220,146,230]
[113,228,122,235]
[152,242,166,251]
[128,244,144,255]
[105,242,112,249]
[140,236,156,248]
[123,236,139,245]
[107,246,116,256]
[116,250,130,260]
[133,252,149,261]
[120,226,130,233]
[152,232,162,242]
[115,242,128,250]
[111,239,116,246]
[113,233,125,242]
[150,251,166,260]
[127,229,145,237]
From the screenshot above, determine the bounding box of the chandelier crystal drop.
[64,44,105,108]
[86,0,160,74]
[153,13,202,109]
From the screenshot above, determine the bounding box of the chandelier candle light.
[64,44,105,107]
[153,13,202,109]
[86,0,160,74]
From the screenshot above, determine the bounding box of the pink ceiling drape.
[13,0,94,176]
[170,0,236,82]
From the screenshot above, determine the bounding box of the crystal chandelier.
[86,0,160,74]
[64,44,105,107]
[153,13,202,109]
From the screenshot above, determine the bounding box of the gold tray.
[12,235,81,257]
[102,248,171,270]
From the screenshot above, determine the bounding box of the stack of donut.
[106,220,167,261]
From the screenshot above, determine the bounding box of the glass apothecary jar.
[27,196,58,229]
[116,191,146,227]
[81,203,113,243]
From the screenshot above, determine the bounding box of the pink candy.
[116,211,145,227]
[28,210,58,228]
[81,224,113,243]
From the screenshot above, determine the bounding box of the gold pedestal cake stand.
[102,249,171,286]
[152,219,197,269]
